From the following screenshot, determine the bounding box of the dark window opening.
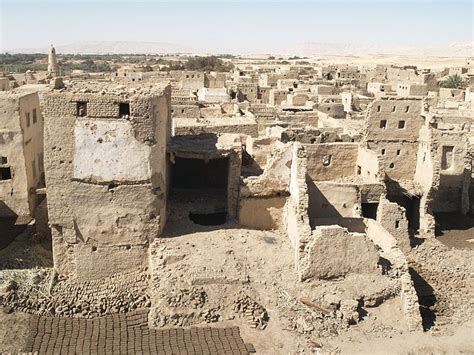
[389,162,395,168]
[380,120,387,129]
[357,165,362,175]
[405,106,410,113]
[381,148,386,155]
[377,105,381,112]
[33,108,37,123]
[362,203,378,219]
[397,149,401,155]
[119,103,130,118]
[76,102,87,117]
[0,167,12,180]
[0,156,7,164]
[171,157,229,189]
[392,106,396,112]
[395,220,400,229]
[189,212,227,226]
[398,120,406,129]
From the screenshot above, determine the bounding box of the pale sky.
[0,0,472,53]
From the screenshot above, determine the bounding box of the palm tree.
[439,74,466,89]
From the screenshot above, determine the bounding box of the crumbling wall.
[299,225,380,281]
[239,196,286,230]
[377,196,411,253]
[356,146,380,183]
[305,143,358,182]
[286,143,312,268]
[308,182,360,223]
[367,141,419,181]
[365,219,422,331]
[365,98,423,181]
[240,142,291,230]
[171,105,200,119]
[173,118,258,138]
[43,85,171,281]
[0,92,43,217]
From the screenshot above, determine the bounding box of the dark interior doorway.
[361,203,378,220]
[171,157,229,189]
[169,156,229,227]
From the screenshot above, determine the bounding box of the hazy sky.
[0,0,472,53]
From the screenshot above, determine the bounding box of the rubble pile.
[233,295,269,330]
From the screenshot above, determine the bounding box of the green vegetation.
[0,53,233,74]
[184,56,234,72]
[439,74,467,89]
[59,59,113,74]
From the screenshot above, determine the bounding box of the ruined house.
[0,90,44,217]
[43,82,171,280]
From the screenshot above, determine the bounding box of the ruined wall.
[173,118,258,138]
[417,124,471,215]
[316,103,345,118]
[239,196,286,230]
[19,93,44,214]
[0,95,28,216]
[43,86,171,281]
[0,92,43,217]
[365,219,422,331]
[377,196,411,252]
[286,143,312,266]
[308,182,360,224]
[356,146,380,183]
[365,98,423,143]
[171,105,200,119]
[177,71,205,91]
[367,141,419,181]
[305,143,358,182]
[299,226,380,281]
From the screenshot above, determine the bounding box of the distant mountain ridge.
[7,41,195,55]
[287,42,473,57]
[6,40,473,57]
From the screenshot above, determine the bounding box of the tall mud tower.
[43,83,171,281]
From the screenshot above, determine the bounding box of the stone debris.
[233,295,269,330]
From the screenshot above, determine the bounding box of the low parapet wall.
[365,218,422,331]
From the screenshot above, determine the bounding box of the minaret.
[48,45,59,76]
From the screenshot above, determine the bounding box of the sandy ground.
[0,311,30,352]
[1,219,473,354]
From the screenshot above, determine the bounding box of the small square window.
[381,149,386,155]
[398,120,405,129]
[76,102,87,117]
[119,102,130,118]
[0,156,7,164]
[380,120,387,129]
[33,109,37,124]
[0,167,12,180]
[322,155,332,166]
[395,220,400,229]
[389,162,395,168]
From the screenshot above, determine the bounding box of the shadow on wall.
[434,212,474,236]
[0,201,30,251]
[306,177,342,229]
[408,267,436,331]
